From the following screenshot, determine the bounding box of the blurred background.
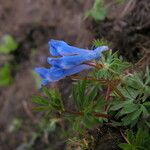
[0,0,149,149]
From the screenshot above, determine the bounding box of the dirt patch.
[92,126,123,150]
[90,0,150,68]
[0,0,94,149]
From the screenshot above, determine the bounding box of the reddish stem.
[64,110,111,119]
[84,62,103,69]
[70,75,125,100]
[104,86,112,111]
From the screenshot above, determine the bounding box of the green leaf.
[0,64,13,87]
[93,39,112,48]
[117,104,139,117]
[126,130,135,144]
[141,105,149,118]
[143,102,150,106]
[110,100,132,111]
[32,96,49,105]
[0,35,18,54]
[33,106,51,112]
[72,117,84,133]
[121,108,142,126]
[42,87,64,111]
[85,0,107,21]
[120,129,150,150]
[83,114,99,129]
[119,143,132,150]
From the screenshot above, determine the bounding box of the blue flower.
[49,40,91,56]
[34,65,92,86]
[48,40,108,69]
[34,39,109,86]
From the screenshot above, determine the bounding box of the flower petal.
[47,51,100,69]
[49,39,91,56]
[34,67,49,79]
[94,46,109,55]
[41,79,49,86]
[64,64,92,76]
[49,67,66,81]
[35,64,92,86]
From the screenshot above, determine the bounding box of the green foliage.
[69,81,107,132]
[33,48,150,149]
[110,100,149,127]
[93,50,131,79]
[110,67,150,127]
[32,88,64,112]
[0,35,18,54]
[85,0,107,21]
[119,128,150,150]
[0,64,13,87]
[93,39,112,48]
[86,0,127,21]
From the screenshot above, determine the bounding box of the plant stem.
[108,82,125,100]
[104,86,112,111]
[84,62,103,69]
[71,75,125,100]
[64,110,111,119]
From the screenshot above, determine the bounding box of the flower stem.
[64,110,111,119]
[84,62,103,69]
[71,75,125,100]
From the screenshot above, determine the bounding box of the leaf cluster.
[71,80,107,131]
[85,0,127,21]
[92,39,112,48]
[33,48,150,149]
[119,128,150,150]
[32,87,64,112]
[85,0,107,21]
[110,67,150,127]
[93,51,130,79]
[0,35,18,54]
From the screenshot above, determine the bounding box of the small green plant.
[110,67,150,127]
[0,35,18,54]
[0,64,13,87]
[33,39,150,149]
[93,39,112,48]
[85,0,107,21]
[86,0,128,21]
[32,87,64,112]
[119,128,150,150]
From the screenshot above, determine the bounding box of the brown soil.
[0,0,93,149]
[90,0,150,69]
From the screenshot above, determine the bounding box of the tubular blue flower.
[34,65,92,85]
[47,52,99,69]
[34,39,109,86]
[49,40,91,56]
[47,42,109,69]
[49,40,109,56]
